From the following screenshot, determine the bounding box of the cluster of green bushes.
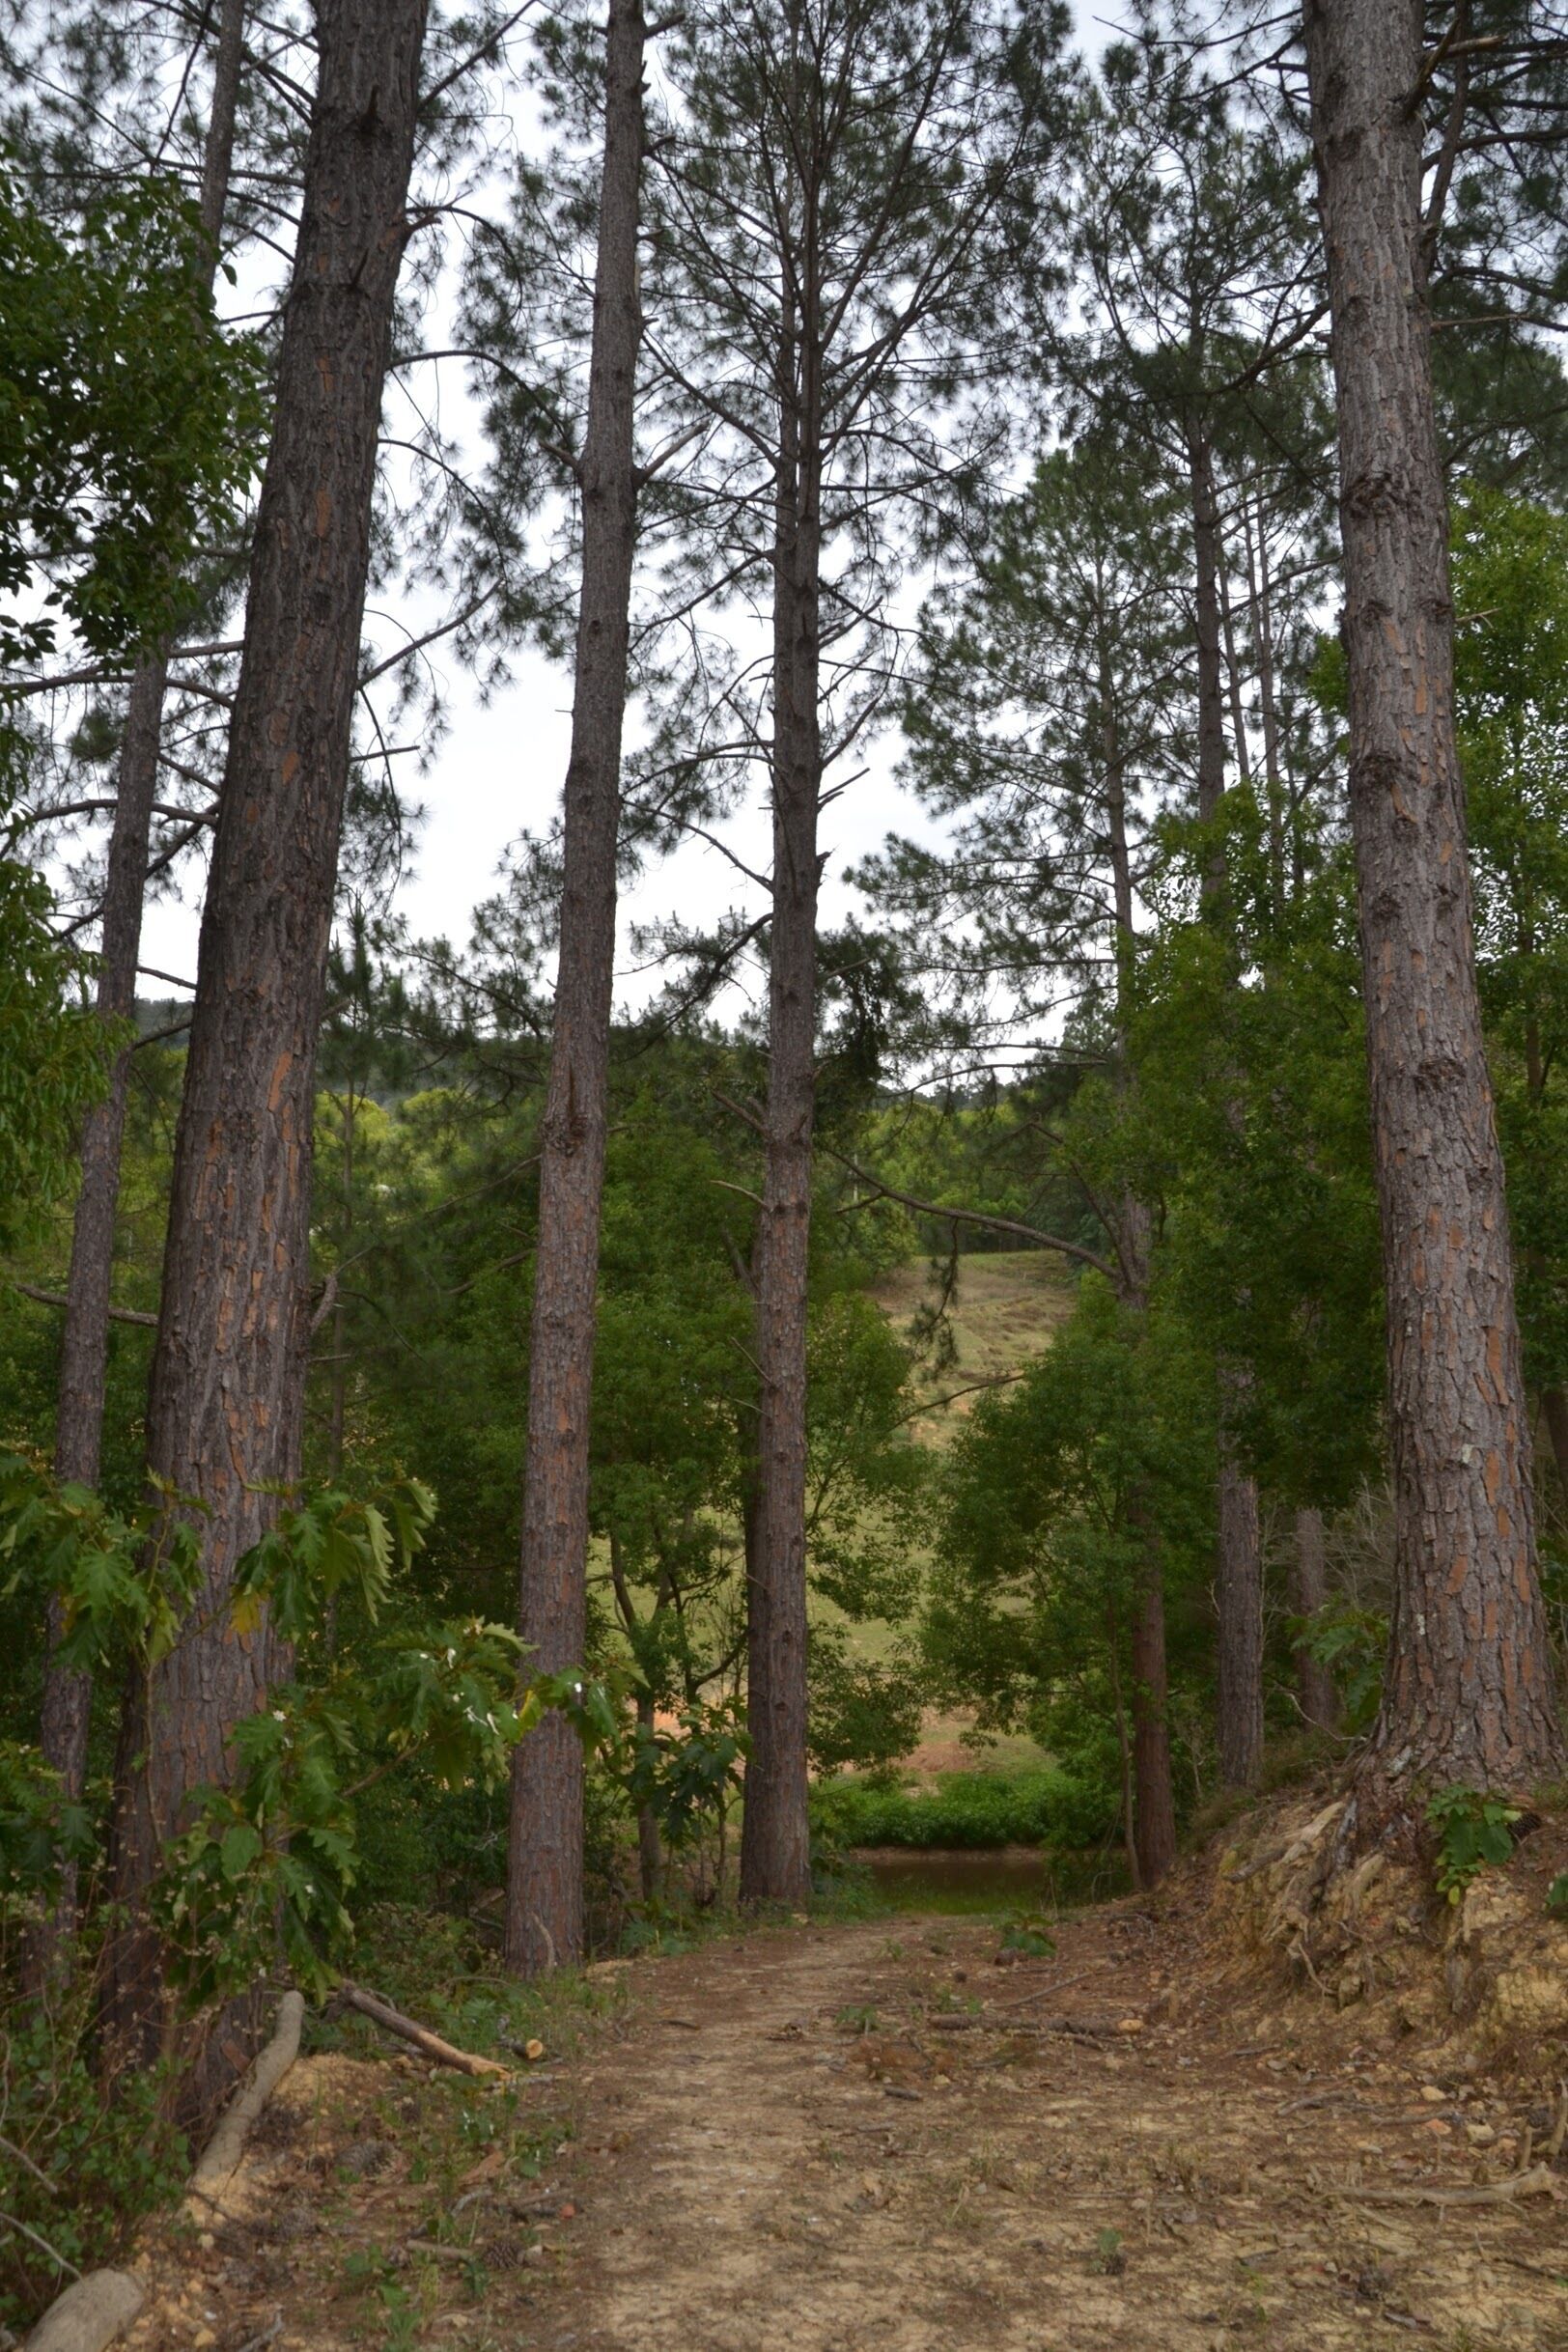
[811,1765,1114,1853]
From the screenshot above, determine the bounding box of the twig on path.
[1332,2164,1559,2210]
[990,1969,1092,2013]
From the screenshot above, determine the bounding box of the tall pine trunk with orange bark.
[37,0,250,1968]
[1302,0,1563,1821]
[103,0,431,2096]
[506,0,648,1976]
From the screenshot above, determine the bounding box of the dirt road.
[126,1904,1568,2351]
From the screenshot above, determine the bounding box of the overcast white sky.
[136,0,1120,1014]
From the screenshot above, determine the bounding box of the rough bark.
[504,0,646,1977]
[1118,1192,1177,1888]
[36,0,250,1947]
[103,0,429,2085]
[1303,0,1563,1808]
[739,276,821,1910]
[1290,1504,1339,1731]
[1216,1407,1264,1786]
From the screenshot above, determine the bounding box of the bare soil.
[123,1890,1568,2352]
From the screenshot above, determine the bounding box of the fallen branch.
[1028,2016,1124,2040]
[190,1991,305,2193]
[337,1984,510,2078]
[991,1968,1092,2012]
[1335,2164,1559,2210]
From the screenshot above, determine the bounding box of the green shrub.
[1426,1785,1521,1904]
[810,1765,1113,1852]
[0,1972,188,2333]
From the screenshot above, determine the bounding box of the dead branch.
[336,1984,511,2077]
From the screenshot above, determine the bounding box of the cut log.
[22,2269,144,2352]
[337,1984,510,2078]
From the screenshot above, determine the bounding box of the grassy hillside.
[870,1247,1077,1444]
[830,1248,1078,1780]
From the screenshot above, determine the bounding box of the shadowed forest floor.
[124,1895,1568,2352]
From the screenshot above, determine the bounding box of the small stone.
[1419,2085,1446,2103]
[1466,2123,1497,2147]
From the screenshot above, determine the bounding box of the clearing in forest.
[126,1896,1568,2352]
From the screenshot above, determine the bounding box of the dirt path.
[126,1905,1568,2351]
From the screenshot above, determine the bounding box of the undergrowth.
[0,1937,189,2334]
[809,1765,1112,1852]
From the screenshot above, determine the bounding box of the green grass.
[870,1249,1077,1446]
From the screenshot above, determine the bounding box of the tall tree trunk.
[35,0,249,1968]
[1217,557,1253,792]
[505,0,647,1978]
[634,1690,663,1903]
[1120,1193,1178,1888]
[739,282,821,1909]
[1131,1564,1178,1886]
[1188,413,1267,1792]
[1302,0,1563,1813]
[1244,500,1289,917]
[1104,680,1177,1886]
[103,0,429,2092]
[1186,414,1231,882]
[1216,1387,1264,1786]
[1290,1504,1338,1731]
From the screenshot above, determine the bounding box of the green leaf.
[219,1823,263,1881]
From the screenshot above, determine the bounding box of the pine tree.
[1302,0,1564,1823]
[633,0,1068,1902]
[103,0,433,2101]
[506,0,650,1977]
